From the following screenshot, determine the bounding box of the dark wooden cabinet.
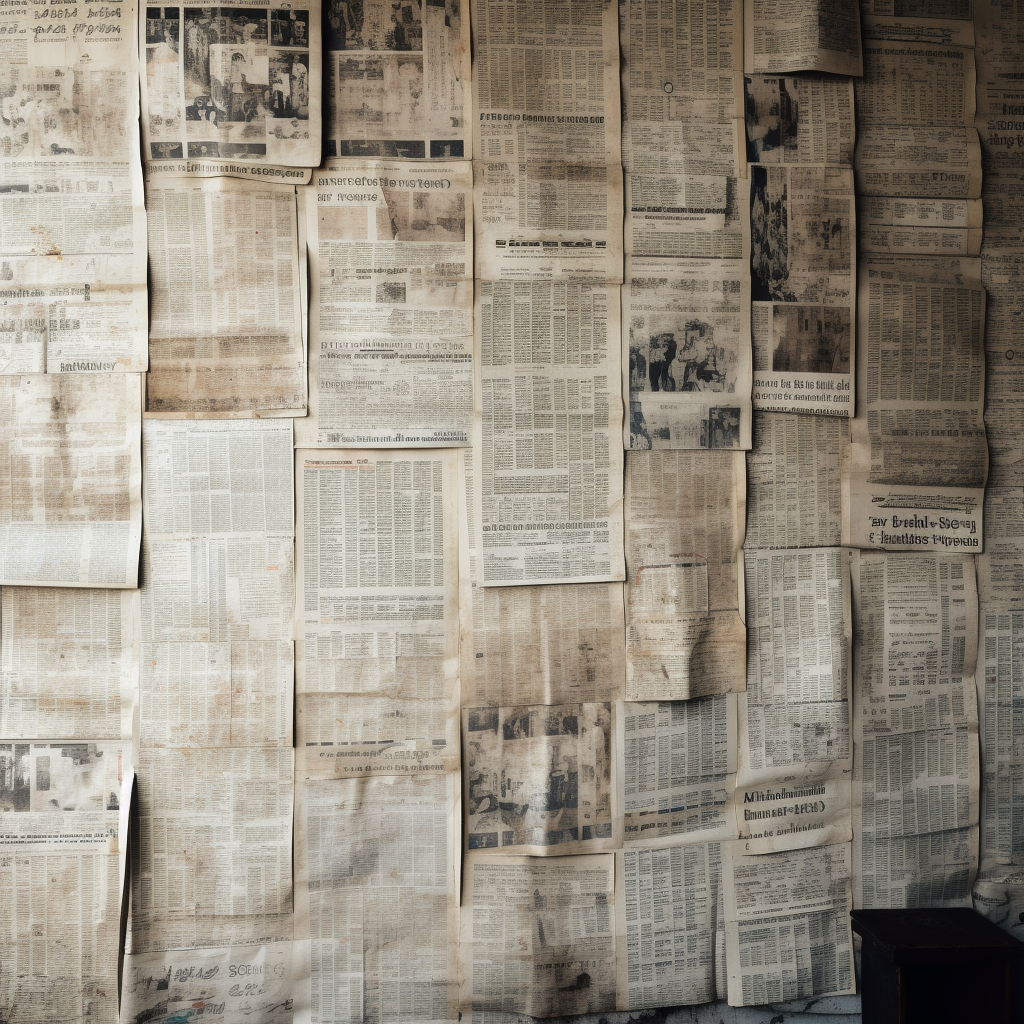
[851,908,1024,1024]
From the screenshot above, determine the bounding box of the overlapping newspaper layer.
[299,159,473,446]
[324,0,471,160]
[0,0,148,374]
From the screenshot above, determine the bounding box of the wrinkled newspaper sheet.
[852,550,980,908]
[624,256,752,450]
[737,548,853,852]
[844,258,987,551]
[975,489,1024,923]
[624,450,746,701]
[474,280,626,586]
[472,0,623,282]
[622,0,751,449]
[620,0,744,178]
[0,0,147,374]
[0,740,130,1024]
[324,0,471,160]
[295,448,460,778]
[141,0,321,179]
[293,772,460,1024]
[144,174,306,416]
[618,695,738,847]
[459,449,625,706]
[0,373,142,588]
[972,0,1024,931]
[130,420,295,973]
[744,411,847,551]
[856,36,982,256]
[723,841,855,1006]
[298,159,473,447]
[744,0,863,75]
[121,943,295,1024]
[0,587,137,740]
[460,852,616,1018]
[615,840,725,1009]
[854,16,981,211]
[861,0,975,46]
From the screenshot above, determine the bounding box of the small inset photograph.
[430,140,464,158]
[270,9,310,46]
[151,141,184,158]
[744,75,798,164]
[771,304,851,374]
[269,52,310,119]
[375,280,406,304]
[706,407,742,449]
[146,7,180,47]
[187,140,221,158]
[327,0,424,51]
[377,188,465,242]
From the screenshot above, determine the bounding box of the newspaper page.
[750,164,856,415]
[0,373,143,588]
[460,578,626,705]
[843,262,987,551]
[464,702,615,855]
[128,745,294,951]
[458,446,624,705]
[133,418,296,971]
[121,943,295,1024]
[0,740,128,1024]
[743,0,863,76]
[744,411,847,550]
[0,587,137,740]
[325,0,471,160]
[978,234,1024,485]
[614,840,723,1009]
[737,549,852,850]
[460,852,616,1018]
[623,257,752,451]
[852,550,980,908]
[624,450,746,701]
[626,173,749,262]
[620,0,744,177]
[859,195,984,256]
[854,126,983,199]
[857,39,976,127]
[141,419,295,643]
[977,491,1024,877]
[855,34,981,255]
[744,75,855,168]
[975,2,1024,488]
[293,773,460,1024]
[144,175,306,417]
[474,281,625,586]
[295,449,460,778]
[298,159,473,447]
[861,0,975,46]
[722,841,855,1006]
[141,0,321,180]
[975,491,1024,916]
[0,0,148,375]
[976,0,1024,124]
[472,0,623,282]
[619,696,738,847]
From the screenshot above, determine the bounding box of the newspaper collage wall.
[0,0,1019,1022]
